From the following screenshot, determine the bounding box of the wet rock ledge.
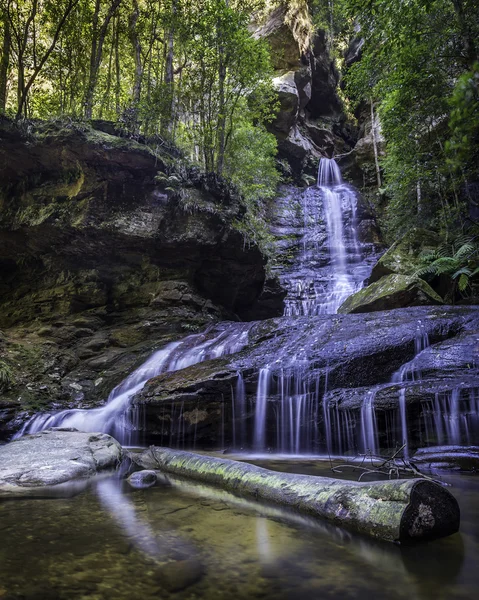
[0,428,122,495]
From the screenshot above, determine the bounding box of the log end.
[399,480,460,543]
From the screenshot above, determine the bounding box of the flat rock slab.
[0,428,122,494]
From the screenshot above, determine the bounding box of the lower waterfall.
[15,323,252,445]
[13,159,479,459]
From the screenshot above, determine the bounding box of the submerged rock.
[0,428,122,494]
[127,469,158,489]
[338,274,443,314]
[155,558,205,592]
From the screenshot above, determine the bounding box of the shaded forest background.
[1,0,478,291]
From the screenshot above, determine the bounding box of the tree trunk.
[0,12,11,113]
[114,12,121,116]
[216,0,229,175]
[162,0,176,137]
[129,0,142,107]
[135,447,460,544]
[84,0,121,119]
[370,99,382,189]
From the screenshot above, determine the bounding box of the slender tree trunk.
[129,0,142,107]
[162,0,176,136]
[370,99,382,189]
[17,60,25,115]
[216,0,229,175]
[84,0,121,119]
[0,12,11,113]
[114,13,121,116]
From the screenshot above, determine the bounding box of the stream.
[1,459,478,600]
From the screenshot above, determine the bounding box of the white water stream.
[15,323,252,445]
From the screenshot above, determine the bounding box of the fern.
[0,360,14,390]
[415,235,479,296]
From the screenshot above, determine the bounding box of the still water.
[0,458,478,600]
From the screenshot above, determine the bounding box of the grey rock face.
[0,121,284,437]
[0,428,122,494]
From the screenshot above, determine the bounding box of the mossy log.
[138,447,460,544]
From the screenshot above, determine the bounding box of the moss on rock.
[338,274,444,314]
[370,228,442,283]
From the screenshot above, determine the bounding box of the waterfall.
[15,323,252,444]
[232,372,247,449]
[360,390,379,454]
[253,368,271,451]
[422,387,479,447]
[282,157,368,316]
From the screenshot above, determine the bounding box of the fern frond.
[454,242,476,260]
[452,267,472,278]
[458,273,470,292]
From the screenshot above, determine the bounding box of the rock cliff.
[0,119,282,436]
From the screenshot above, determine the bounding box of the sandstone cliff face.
[0,119,282,435]
[255,7,355,180]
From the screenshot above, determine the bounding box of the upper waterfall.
[277,157,375,316]
[317,157,343,186]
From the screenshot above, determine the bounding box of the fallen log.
[134,447,460,544]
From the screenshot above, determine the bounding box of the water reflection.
[0,465,477,600]
[95,479,162,557]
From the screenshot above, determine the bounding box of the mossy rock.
[338,274,444,314]
[370,228,441,283]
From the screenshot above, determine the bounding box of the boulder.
[369,229,442,283]
[253,6,301,71]
[304,123,335,157]
[295,66,313,110]
[338,275,444,314]
[277,126,319,174]
[0,428,122,495]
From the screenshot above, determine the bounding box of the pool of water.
[0,458,478,600]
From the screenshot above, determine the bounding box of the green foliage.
[0,0,278,175]
[446,62,479,176]
[342,0,479,239]
[222,120,280,257]
[224,122,280,204]
[0,360,14,390]
[415,234,479,296]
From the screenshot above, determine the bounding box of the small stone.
[127,470,158,489]
[155,558,204,592]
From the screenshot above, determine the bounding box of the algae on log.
[136,447,460,543]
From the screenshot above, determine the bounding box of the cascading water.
[15,323,252,445]
[282,157,372,316]
[243,157,377,453]
[15,155,476,460]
